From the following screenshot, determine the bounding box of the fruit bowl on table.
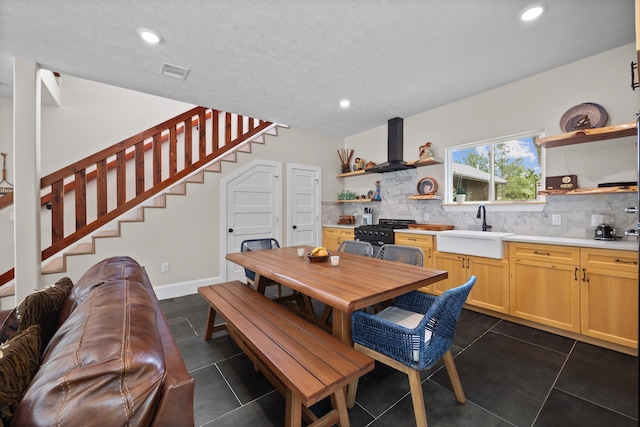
[308,253,330,262]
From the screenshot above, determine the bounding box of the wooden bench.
[199,281,374,427]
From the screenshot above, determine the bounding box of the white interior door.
[287,163,320,247]
[225,161,281,281]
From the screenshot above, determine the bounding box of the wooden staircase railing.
[0,106,274,288]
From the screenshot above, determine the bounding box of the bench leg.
[346,378,358,409]
[204,306,226,340]
[331,387,350,427]
[285,390,303,427]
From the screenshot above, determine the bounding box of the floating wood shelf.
[538,186,637,196]
[537,122,637,148]
[336,170,374,178]
[335,199,380,203]
[407,194,443,200]
[407,158,443,167]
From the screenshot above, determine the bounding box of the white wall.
[345,43,640,194]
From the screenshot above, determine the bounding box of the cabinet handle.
[533,251,550,256]
[574,267,578,281]
[461,258,465,268]
[466,258,470,269]
[582,268,587,282]
[614,258,638,265]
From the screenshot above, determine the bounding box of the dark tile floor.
[160,293,639,427]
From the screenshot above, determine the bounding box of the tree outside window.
[446,132,543,203]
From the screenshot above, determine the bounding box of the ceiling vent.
[160,62,189,80]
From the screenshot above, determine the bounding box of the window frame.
[444,129,545,205]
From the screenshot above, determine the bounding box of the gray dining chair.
[373,244,424,311]
[376,244,424,266]
[240,238,282,297]
[337,240,374,257]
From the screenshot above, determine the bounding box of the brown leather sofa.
[4,256,195,426]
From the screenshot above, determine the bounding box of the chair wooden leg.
[407,369,428,427]
[442,349,466,403]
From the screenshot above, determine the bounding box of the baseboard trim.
[154,276,223,300]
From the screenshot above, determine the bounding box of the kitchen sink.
[436,230,515,259]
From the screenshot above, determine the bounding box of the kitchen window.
[445,130,544,204]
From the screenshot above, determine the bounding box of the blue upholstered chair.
[337,240,374,257]
[351,276,476,427]
[240,238,281,296]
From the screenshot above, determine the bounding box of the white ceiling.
[0,1,635,137]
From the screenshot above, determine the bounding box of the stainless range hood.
[365,117,415,173]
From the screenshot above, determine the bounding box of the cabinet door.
[323,228,340,251]
[339,228,355,242]
[510,258,580,333]
[581,249,638,348]
[467,256,509,314]
[432,252,467,295]
[395,233,434,268]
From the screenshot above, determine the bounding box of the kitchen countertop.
[323,224,356,229]
[394,228,638,252]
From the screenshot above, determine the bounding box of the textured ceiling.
[0,1,635,137]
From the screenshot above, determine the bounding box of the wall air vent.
[160,62,190,80]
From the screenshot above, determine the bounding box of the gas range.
[355,219,416,248]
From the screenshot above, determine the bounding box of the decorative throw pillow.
[0,324,41,425]
[17,277,73,353]
[0,308,19,344]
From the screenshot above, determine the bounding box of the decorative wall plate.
[559,102,608,132]
[417,177,438,195]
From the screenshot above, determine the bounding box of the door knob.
[228,228,234,233]
[292,225,297,229]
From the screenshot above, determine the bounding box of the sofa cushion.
[11,262,166,427]
[0,308,19,344]
[17,277,73,353]
[0,324,41,425]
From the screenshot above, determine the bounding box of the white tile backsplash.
[324,170,638,240]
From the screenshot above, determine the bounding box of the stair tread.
[42,258,65,274]
[68,242,93,255]
[0,283,15,298]
[94,229,119,238]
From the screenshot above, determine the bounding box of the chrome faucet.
[476,205,492,232]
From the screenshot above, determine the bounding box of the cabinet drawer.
[581,248,639,274]
[509,242,579,264]
[395,233,434,248]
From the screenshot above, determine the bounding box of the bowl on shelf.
[308,253,330,262]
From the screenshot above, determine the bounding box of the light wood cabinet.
[323,227,354,251]
[509,243,581,333]
[395,232,434,293]
[433,251,510,313]
[580,248,638,348]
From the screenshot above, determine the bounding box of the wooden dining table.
[226,245,448,344]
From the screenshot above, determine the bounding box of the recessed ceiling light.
[137,28,163,44]
[339,99,351,108]
[520,3,545,21]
